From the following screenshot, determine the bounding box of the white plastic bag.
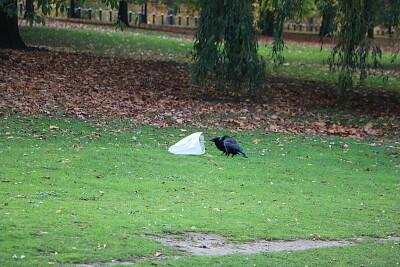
[168,132,205,155]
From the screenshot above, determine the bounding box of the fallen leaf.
[1,48,397,141]
[208,160,217,165]
[364,122,373,132]
[35,231,49,235]
[154,250,162,257]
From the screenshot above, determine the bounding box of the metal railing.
[18,3,398,36]
[18,3,199,27]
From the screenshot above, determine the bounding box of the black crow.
[221,135,248,158]
[210,137,227,155]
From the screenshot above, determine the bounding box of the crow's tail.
[239,151,248,158]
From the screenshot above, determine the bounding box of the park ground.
[0,21,399,266]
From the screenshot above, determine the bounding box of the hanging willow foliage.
[327,0,399,103]
[328,0,373,102]
[271,0,399,103]
[271,0,304,66]
[192,0,266,97]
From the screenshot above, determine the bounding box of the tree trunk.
[319,10,334,37]
[118,0,129,26]
[68,0,77,18]
[367,26,374,38]
[141,3,147,24]
[24,0,34,19]
[262,10,274,36]
[0,0,27,49]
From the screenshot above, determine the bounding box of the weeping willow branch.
[192,0,266,97]
[328,0,399,103]
[271,0,304,66]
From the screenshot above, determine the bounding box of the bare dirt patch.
[75,233,400,266]
[143,232,359,256]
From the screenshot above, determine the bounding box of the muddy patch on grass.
[143,232,360,256]
[75,233,400,266]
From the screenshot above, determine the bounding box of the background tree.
[193,0,266,98]
[270,0,304,65]
[0,0,27,48]
[24,0,35,19]
[1,0,68,48]
[327,0,399,102]
[140,1,147,23]
[118,0,129,26]
[257,0,316,37]
[317,0,336,38]
[257,0,275,36]
[269,0,398,102]
[302,0,317,32]
[68,0,78,18]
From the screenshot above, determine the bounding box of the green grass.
[19,24,400,92]
[20,26,193,60]
[4,24,400,265]
[138,242,400,266]
[260,43,400,91]
[1,115,399,265]
[259,42,398,67]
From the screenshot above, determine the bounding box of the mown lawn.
[2,22,398,266]
[0,115,398,265]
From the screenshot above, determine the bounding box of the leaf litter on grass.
[0,49,399,141]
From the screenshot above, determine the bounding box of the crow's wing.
[216,140,227,153]
[223,138,242,156]
[222,136,248,158]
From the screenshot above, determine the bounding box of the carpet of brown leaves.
[0,48,399,140]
